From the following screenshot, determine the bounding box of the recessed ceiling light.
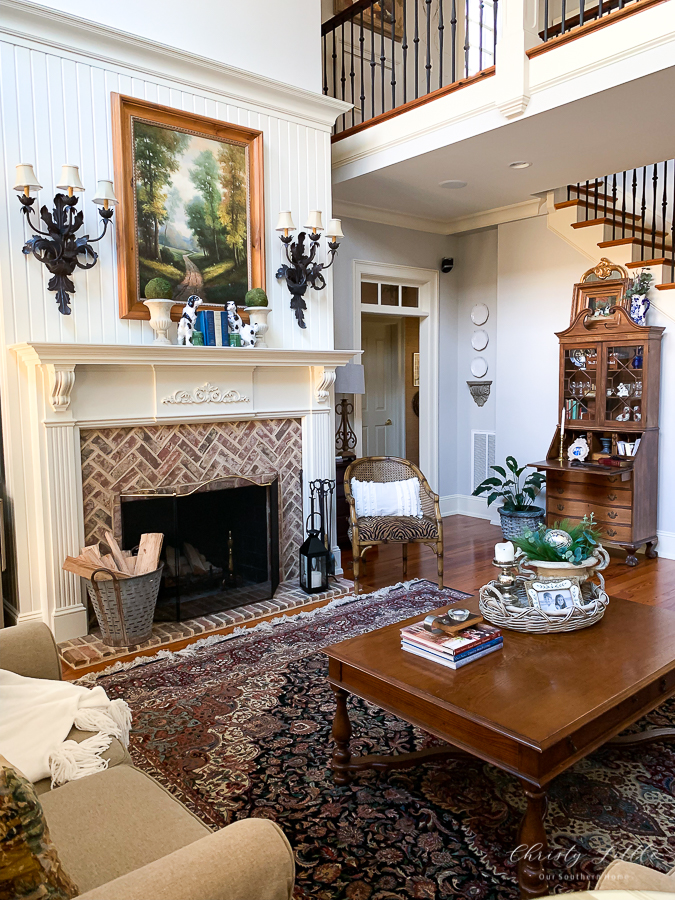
[509,161,532,169]
[439,179,467,189]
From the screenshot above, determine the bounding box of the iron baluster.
[451,0,458,83]
[350,19,355,129]
[631,168,637,238]
[370,2,376,119]
[360,12,366,122]
[662,160,668,263]
[425,0,432,95]
[439,0,444,88]
[479,0,484,70]
[493,0,498,64]
[323,33,328,95]
[341,22,346,131]
[585,180,590,221]
[464,0,470,78]
[598,0,603,16]
[561,0,566,34]
[611,174,617,240]
[380,0,386,115]
[414,0,420,98]
[580,0,585,26]
[544,0,549,41]
[603,175,608,218]
[621,170,626,239]
[391,0,396,109]
[332,30,337,107]
[640,166,647,260]
[402,0,408,102]
[651,162,658,260]
[594,178,598,219]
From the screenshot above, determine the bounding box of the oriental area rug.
[87,580,675,899]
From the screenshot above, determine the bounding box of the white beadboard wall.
[0,5,349,625]
[0,39,338,351]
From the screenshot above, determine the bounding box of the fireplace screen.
[120,478,279,621]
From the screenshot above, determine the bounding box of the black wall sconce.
[275,210,343,329]
[14,163,118,316]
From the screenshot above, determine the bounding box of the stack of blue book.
[195,310,229,346]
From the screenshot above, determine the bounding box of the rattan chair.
[343,456,443,595]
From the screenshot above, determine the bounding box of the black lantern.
[299,514,329,594]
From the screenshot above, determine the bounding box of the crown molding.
[0,0,351,130]
[333,196,546,235]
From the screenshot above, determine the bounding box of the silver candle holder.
[492,558,528,608]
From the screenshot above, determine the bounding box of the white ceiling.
[332,66,675,227]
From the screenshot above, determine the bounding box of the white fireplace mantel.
[10,342,359,641]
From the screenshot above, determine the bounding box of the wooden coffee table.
[325,595,675,898]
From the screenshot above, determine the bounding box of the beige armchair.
[0,623,295,900]
[344,456,443,595]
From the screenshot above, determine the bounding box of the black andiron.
[15,164,117,315]
[275,211,343,329]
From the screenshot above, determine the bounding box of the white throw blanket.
[0,670,131,787]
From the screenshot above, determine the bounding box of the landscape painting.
[112,95,265,320]
[134,121,249,306]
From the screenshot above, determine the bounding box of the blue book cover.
[402,637,503,664]
[202,310,216,346]
[402,641,503,670]
[221,311,229,346]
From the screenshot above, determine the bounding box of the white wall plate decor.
[471,357,488,378]
[471,303,489,325]
[472,329,488,351]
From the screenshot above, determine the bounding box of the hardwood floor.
[341,515,675,609]
[63,516,675,678]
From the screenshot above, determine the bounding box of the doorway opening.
[361,314,420,464]
[352,262,437,487]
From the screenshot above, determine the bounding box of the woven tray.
[479,579,608,633]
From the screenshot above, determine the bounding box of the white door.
[361,316,404,457]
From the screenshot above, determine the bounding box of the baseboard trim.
[656,530,675,560]
[52,604,88,642]
[440,494,499,525]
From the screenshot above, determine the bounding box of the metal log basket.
[86,565,163,647]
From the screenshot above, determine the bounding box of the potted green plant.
[472,456,546,539]
[512,515,608,581]
[244,288,270,347]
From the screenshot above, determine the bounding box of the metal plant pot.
[498,506,545,541]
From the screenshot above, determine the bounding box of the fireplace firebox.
[120,477,280,621]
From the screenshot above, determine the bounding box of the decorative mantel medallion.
[467,380,492,407]
[162,383,249,405]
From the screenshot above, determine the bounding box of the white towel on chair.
[0,670,131,787]
[352,478,423,518]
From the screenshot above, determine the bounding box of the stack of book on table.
[400,621,503,669]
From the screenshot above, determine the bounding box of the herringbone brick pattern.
[80,419,303,579]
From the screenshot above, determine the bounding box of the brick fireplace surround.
[80,418,304,581]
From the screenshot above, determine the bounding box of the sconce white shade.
[276,211,296,232]
[56,164,85,193]
[326,218,344,240]
[13,164,42,193]
[92,180,119,207]
[304,209,324,231]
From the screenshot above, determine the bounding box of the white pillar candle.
[495,541,515,563]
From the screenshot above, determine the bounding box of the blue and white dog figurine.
[177,294,203,345]
[226,299,259,347]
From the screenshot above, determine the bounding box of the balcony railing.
[323,0,497,136]
[539,0,644,42]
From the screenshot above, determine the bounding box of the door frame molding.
[351,260,439,491]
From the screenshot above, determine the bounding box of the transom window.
[361,281,419,309]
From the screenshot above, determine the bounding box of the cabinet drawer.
[547,514,633,544]
[547,469,631,487]
[547,481,632,507]
[547,498,632,525]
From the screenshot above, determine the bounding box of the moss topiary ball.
[244,288,268,307]
[144,277,173,300]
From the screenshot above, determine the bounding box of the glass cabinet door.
[603,343,644,426]
[563,344,600,424]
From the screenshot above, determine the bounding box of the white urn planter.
[143,299,175,345]
[245,306,270,348]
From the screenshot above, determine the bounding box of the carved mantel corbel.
[47,364,76,412]
[314,367,336,404]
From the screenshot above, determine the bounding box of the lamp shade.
[56,164,85,192]
[276,211,296,232]
[326,218,344,240]
[14,164,42,193]
[335,363,365,394]
[304,209,323,231]
[92,179,118,206]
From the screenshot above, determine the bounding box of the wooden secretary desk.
[531,307,664,566]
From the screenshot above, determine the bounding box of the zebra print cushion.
[350,515,440,542]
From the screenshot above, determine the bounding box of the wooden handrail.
[322,0,374,35]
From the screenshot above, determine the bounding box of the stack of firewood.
[63,531,164,581]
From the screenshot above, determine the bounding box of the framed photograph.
[413,352,420,387]
[570,261,629,324]
[527,579,584,615]
[112,94,265,320]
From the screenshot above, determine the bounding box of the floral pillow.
[0,757,79,900]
